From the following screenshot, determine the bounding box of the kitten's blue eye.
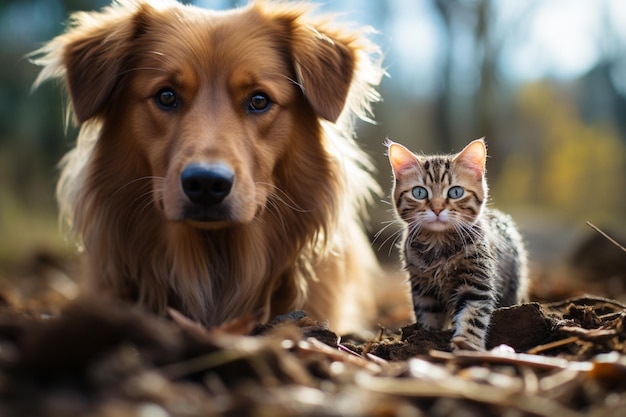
[412,186,428,200]
[448,186,464,199]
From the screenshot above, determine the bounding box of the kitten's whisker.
[406,221,423,250]
[379,229,403,256]
[377,226,403,253]
[373,220,398,243]
[458,223,479,252]
[372,220,403,249]
[388,232,405,257]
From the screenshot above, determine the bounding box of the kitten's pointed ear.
[387,141,417,173]
[456,138,486,179]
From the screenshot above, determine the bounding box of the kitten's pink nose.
[433,208,442,215]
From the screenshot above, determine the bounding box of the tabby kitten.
[387,138,527,351]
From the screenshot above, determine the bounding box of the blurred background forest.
[1,0,625,301]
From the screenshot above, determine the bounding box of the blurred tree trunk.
[432,0,499,157]
[475,0,500,173]
[430,0,536,175]
[432,0,455,153]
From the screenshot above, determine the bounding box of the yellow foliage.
[493,82,625,222]
[491,153,534,203]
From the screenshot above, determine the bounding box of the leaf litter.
[1,289,626,416]
[2,223,626,416]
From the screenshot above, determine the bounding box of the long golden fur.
[32,0,383,332]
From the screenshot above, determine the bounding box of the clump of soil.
[487,303,554,351]
[366,323,452,360]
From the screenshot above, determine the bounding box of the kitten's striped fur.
[387,138,528,351]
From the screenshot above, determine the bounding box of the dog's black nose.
[181,163,234,205]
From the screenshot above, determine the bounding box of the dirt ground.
[0,230,625,416]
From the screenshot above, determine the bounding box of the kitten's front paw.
[451,336,485,352]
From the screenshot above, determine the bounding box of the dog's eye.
[248,92,271,113]
[155,88,178,109]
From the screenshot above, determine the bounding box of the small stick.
[526,336,579,355]
[586,221,626,254]
[430,349,592,371]
[338,343,364,358]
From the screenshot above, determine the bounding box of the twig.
[338,343,364,358]
[303,337,382,374]
[527,336,579,355]
[586,221,626,254]
[430,349,593,371]
[160,349,252,379]
[356,372,585,417]
[557,326,617,342]
[543,295,626,311]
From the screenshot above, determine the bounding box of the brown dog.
[32,0,383,332]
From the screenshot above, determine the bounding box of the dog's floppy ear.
[289,25,356,123]
[258,3,365,123]
[32,2,155,123]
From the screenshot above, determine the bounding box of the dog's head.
[33,0,381,230]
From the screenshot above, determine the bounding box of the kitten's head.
[387,138,487,233]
